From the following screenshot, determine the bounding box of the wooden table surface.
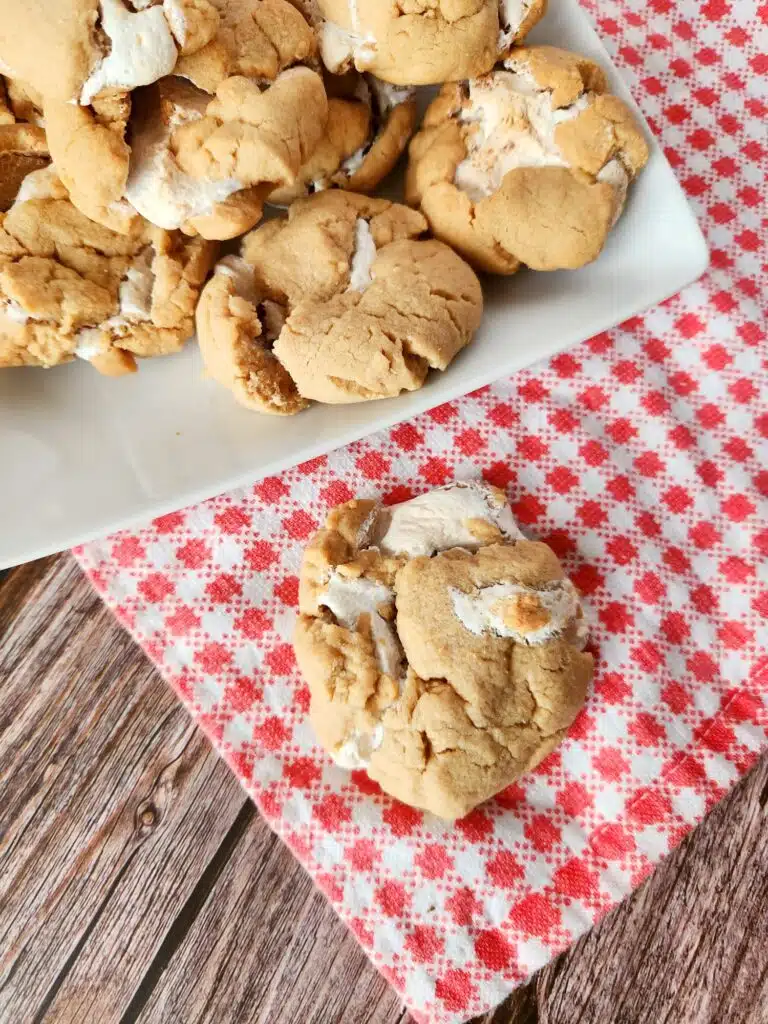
[1,553,767,1024]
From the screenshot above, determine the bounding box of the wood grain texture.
[0,555,248,1023]
[0,554,767,1024]
[135,815,404,1024]
[531,755,768,1024]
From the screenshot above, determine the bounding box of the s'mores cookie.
[196,190,483,410]
[0,163,215,375]
[269,72,417,204]
[407,46,649,272]
[315,0,546,85]
[295,481,592,819]
[1,0,328,239]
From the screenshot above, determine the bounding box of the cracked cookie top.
[314,0,546,85]
[124,70,327,240]
[174,0,317,93]
[406,45,649,273]
[0,163,216,375]
[294,481,593,819]
[0,0,218,104]
[196,190,483,410]
[1,0,326,238]
[269,72,417,205]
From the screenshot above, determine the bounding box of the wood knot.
[135,800,159,831]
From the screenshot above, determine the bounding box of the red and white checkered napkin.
[75,3,767,1021]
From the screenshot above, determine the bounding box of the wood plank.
[476,988,538,1024]
[2,554,766,1024]
[131,753,768,1024]
[529,753,768,1024]
[134,812,405,1024]
[471,756,768,1024]
[0,554,248,1023]
[143,759,768,1024]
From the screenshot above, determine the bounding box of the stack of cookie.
[0,0,648,402]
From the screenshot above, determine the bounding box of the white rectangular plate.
[0,0,708,569]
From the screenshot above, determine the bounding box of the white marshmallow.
[340,144,368,177]
[125,92,245,230]
[347,218,377,292]
[498,0,535,52]
[118,247,154,321]
[373,482,524,557]
[454,70,590,201]
[368,78,414,117]
[451,579,588,646]
[319,572,402,678]
[320,0,377,75]
[80,0,178,106]
[74,327,106,361]
[1,301,34,324]
[334,723,384,768]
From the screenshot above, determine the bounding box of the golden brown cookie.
[3,0,327,239]
[294,481,592,819]
[0,164,216,376]
[0,123,49,212]
[316,0,546,85]
[124,71,327,240]
[196,190,482,408]
[44,91,138,234]
[406,45,649,273]
[174,0,316,93]
[18,0,221,236]
[269,72,417,204]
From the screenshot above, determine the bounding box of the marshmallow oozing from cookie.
[0,165,216,375]
[269,73,417,204]
[294,481,593,819]
[123,74,324,241]
[0,0,220,231]
[106,63,326,240]
[197,190,483,409]
[0,0,219,105]
[316,0,547,85]
[173,0,316,93]
[125,0,328,238]
[4,0,328,239]
[406,45,649,273]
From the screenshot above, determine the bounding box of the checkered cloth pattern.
[75,2,768,1019]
